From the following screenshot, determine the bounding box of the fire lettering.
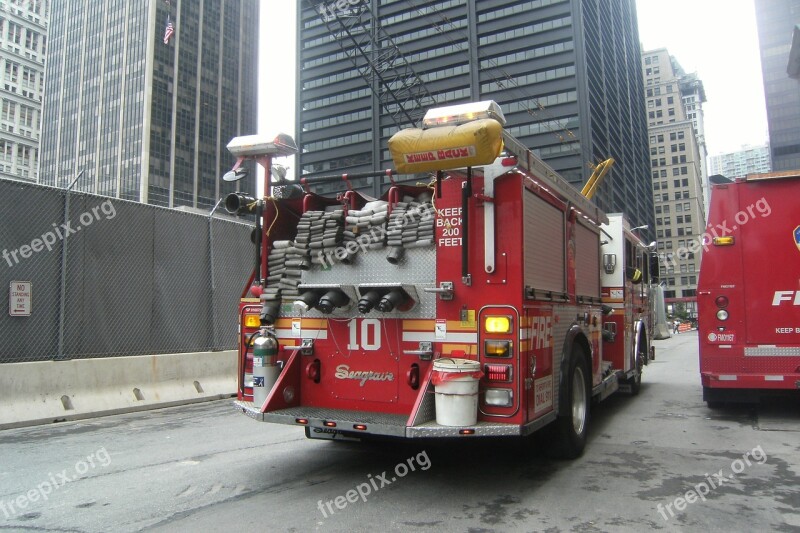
[530,316,552,349]
[772,291,800,306]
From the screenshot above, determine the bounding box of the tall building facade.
[297,0,653,232]
[755,0,800,171]
[0,0,49,183]
[708,144,772,180]
[641,48,707,317]
[39,0,258,209]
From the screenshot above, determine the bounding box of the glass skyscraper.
[755,0,800,171]
[296,0,653,231]
[39,0,258,209]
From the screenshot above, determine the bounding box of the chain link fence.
[0,178,253,363]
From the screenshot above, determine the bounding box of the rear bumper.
[233,400,550,438]
[701,372,800,390]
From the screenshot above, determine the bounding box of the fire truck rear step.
[234,401,524,438]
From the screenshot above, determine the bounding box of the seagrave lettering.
[335,364,395,387]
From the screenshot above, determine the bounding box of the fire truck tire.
[625,337,646,395]
[703,387,726,409]
[549,347,590,459]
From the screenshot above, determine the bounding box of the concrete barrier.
[0,350,237,430]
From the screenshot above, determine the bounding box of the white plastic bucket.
[432,358,482,426]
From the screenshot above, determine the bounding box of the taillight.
[715,296,729,308]
[484,389,514,407]
[243,314,261,328]
[406,363,420,390]
[306,359,321,383]
[485,340,512,357]
[485,315,512,333]
[485,364,512,382]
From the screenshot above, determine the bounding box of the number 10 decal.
[348,318,381,350]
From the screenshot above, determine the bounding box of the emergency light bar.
[227,133,298,158]
[422,100,506,128]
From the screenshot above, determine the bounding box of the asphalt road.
[1,331,798,532]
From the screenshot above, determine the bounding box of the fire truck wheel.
[549,348,590,459]
[627,339,646,395]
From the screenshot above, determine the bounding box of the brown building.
[641,48,708,318]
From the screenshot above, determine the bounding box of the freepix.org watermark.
[316,202,433,269]
[317,450,431,518]
[660,197,770,270]
[2,199,116,268]
[0,447,112,519]
[656,445,768,521]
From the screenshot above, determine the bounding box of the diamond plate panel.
[410,386,436,426]
[282,244,437,319]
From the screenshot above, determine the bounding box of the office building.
[38,0,259,209]
[755,0,800,171]
[0,0,49,183]
[708,144,771,180]
[641,48,708,316]
[297,0,653,231]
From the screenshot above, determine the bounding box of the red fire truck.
[228,101,653,458]
[698,170,800,406]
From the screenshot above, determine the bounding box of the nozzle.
[316,290,350,314]
[358,290,382,314]
[377,289,407,312]
[260,301,281,325]
[259,290,282,325]
[293,291,320,314]
[387,246,405,265]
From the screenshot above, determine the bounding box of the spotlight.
[225,192,258,215]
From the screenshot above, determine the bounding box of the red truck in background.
[697,170,800,406]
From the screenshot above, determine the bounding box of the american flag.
[163,14,174,44]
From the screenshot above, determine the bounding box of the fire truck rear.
[229,101,652,458]
[697,170,800,405]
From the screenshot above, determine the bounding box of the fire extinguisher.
[252,328,279,407]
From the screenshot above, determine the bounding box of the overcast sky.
[257,0,770,183]
[634,0,769,155]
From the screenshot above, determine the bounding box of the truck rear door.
[739,176,800,345]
